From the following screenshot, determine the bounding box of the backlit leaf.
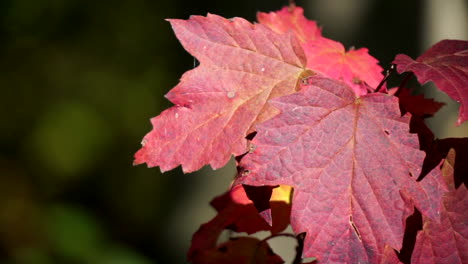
[411,149,468,264]
[257,6,321,43]
[302,37,384,96]
[236,76,447,263]
[393,40,468,125]
[134,13,308,172]
[188,185,291,262]
[258,6,384,96]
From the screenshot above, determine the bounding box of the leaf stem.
[394,72,414,97]
[375,64,396,93]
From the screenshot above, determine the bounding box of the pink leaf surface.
[393,39,468,125]
[258,6,384,96]
[303,37,384,96]
[236,76,447,263]
[380,246,402,264]
[412,149,468,264]
[257,6,322,43]
[134,14,308,172]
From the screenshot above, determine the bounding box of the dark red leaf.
[406,114,468,188]
[135,13,308,172]
[243,185,276,226]
[409,116,435,154]
[236,76,447,263]
[397,208,422,264]
[421,138,468,188]
[393,40,468,125]
[191,236,284,264]
[188,185,291,262]
[243,184,275,214]
[397,88,445,117]
[412,149,468,264]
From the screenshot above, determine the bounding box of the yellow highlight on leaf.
[271,185,293,204]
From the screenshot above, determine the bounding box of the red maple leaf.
[411,149,468,264]
[258,6,384,96]
[393,40,468,125]
[236,76,447,263]
[381,245,402,264]
[134,13,308,172]
[433,138,468,188]
[257,6,322,43]
[302,37,384,96]
[417,137,468,189]
[133,5,467,264]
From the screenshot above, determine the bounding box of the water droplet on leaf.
[301,77,310,85]
[248,144,256,153]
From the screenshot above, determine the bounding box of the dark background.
[2,0,461,263]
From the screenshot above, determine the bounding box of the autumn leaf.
[236,76,447,263]
[132,5,467,263]
[421,137,468,189]
[400,93,468,187]
[243,184,293,232]
[134,13,309,172]
[302,37,384,96]
[188,185,291,262]
[258,6,384,96]
[191,236,284,264]
[257,6,322,43]
[395,88,445,177]
[381,245,402,264]
[411,149,468,264]
[397,87,445,117]
[393,39,468,125]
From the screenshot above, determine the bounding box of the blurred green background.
[0,0,466,263]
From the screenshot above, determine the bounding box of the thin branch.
[259,232,308,264]
[260,232,297,244]
[394,72,414,97]
[375,64,396,93]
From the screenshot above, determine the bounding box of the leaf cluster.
[134,5,468,264]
